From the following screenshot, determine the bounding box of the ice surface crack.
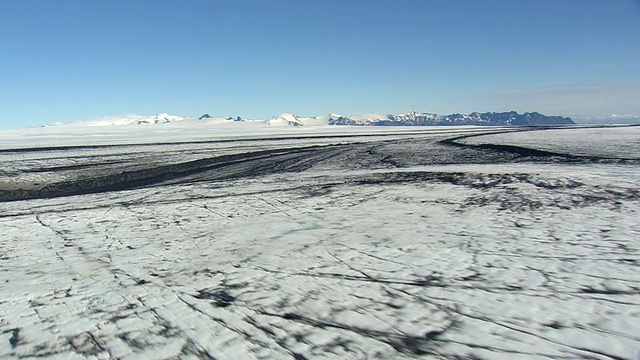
[257,310,453,356]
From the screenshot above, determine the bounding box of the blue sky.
[1,0,639,128]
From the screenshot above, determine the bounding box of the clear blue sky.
[1,0,639,128]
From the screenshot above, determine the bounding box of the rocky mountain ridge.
[326,111,574,126]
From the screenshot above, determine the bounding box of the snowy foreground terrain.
[0,125,639,359]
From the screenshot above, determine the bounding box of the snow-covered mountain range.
[45,111,575,127]
[44,113,190,127]
[327,111,575,126]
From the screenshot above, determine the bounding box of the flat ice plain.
[0,124,639,359]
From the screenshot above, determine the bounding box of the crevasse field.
[0,125,639,360]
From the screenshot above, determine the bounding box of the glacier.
[0,125,638,359]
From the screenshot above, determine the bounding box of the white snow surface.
[0,126,639,359]
[0,123,485,150]
[459,125,640,159]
